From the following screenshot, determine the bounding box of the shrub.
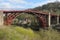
[0,26,60,40]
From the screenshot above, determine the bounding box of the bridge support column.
[4,13,8,25]
[48,12,51,27]
[57,14,59,24]
[0,11,4,25]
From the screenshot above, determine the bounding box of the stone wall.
[0,11,4,25]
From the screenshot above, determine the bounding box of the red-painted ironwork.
[3,9,59,28]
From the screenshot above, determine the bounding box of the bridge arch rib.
[4,11,47,28]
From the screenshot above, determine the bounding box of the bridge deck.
[3,10,59,16]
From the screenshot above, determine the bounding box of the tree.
[33,1,60,14]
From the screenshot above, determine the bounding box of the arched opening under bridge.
[11,13,45,30]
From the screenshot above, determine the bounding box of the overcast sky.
[0,0,60,10]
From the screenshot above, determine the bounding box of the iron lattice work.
[3,9,59,28]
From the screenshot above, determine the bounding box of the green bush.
[0,29,6,40]
[0,26,60,40]
[37,28,60,40]
[12,13,40,29]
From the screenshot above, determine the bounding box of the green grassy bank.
[0,26,60,40]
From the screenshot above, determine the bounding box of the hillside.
[33,2,60,14]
